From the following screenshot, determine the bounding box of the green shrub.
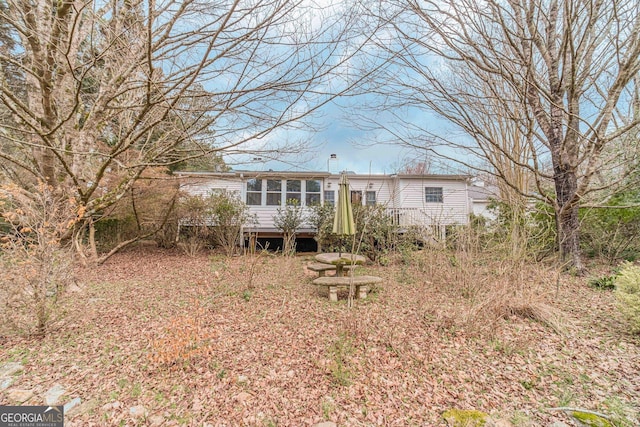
[352,204,400,262]
[178,190,255,257]
[310,202,422,262]
[580,194,640,263]
[588,270,620,290]
[308,203,338,253]
[615,263,640,334]
[310,203,401,262]
[208,191,255,256]
[442,409,488,426]
[464,200,557,262]
[273,200,306,256]
[519,201,558,260]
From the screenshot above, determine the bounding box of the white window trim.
[246,179,325,206]
[425,186,444,203]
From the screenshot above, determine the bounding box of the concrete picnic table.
[314,252,367,277]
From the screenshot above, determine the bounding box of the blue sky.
[214,0,427,175]
[224,132,408,175]
[216,0,466,176]
[224,100,446,175]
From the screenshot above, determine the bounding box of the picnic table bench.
[312,275,383,301]
[307,262,356,277]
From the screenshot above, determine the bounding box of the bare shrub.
[414,247,564,338]
[273,200,306,256]
[178,191,254,257]
[0,183,78,337]
[178,236,206,258]
[83,169,180,262]
[177,194,212,257]
[209,191,255,257]
[462,276,565,337]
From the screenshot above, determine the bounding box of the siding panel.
[179,173,470,232]
[398,178,469,225]
[181,177,242,197]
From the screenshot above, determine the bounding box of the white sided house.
[177,170,472,241]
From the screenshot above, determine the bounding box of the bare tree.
[399,160,430,175]
[0,0,369,261]
[361,0,640,272]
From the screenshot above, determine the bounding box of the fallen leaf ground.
[1,247,639,426]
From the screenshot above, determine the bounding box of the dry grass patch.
[462,274,566,337]
[411,250,565,338]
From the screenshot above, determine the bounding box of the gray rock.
[7,389,34,403]
[67,398,100,417]
[101,400,123,412]
[0,377,14,391]
[129,405,148,418]
[63,397,82,414]
[45,384,66,406]
[0,361,23,377]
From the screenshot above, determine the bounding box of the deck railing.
[384,207,458,226]
[383,207,461,240]
[180,207,458,241]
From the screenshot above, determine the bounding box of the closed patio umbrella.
[332,173,355,258]
[332,173,355,237]
[332,173,358,306]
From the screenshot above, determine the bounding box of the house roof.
[394,173,471,181]
[468,184,498,201]
[175,170,471,181]
[175,170,330,179]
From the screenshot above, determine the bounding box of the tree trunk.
[88,219,98,264]
[553,165,585,274]
[73,225,88,267]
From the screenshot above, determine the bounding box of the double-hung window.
[324,190,335,206]
[266,180,282,205]
[306,180,321,205]
[286,180,301,205]
[366,191,376,206]
[246,179,262,205]
[247,178,332,206]
[425,187,443,203]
